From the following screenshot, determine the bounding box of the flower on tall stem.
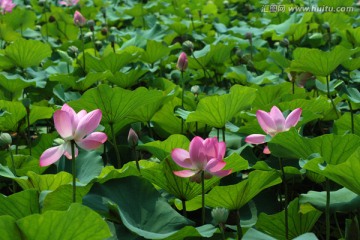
[40,104,107,203]
[245,106,302,154]
[39,104,107,167]
[177,52,188,72]
[0,0,15,14]
[59,0,79,6]
[172,136,232,225]
[74,10,86,27]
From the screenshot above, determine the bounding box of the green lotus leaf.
[0,100,26,131]
[187,85,257,128]
[300,187,360,213]
[69,85,153,135]
[84,176,198,239]
[268,129,360,164]
[0,189,39,219]
[0,74,35,93]
[18,171,72,191]
[5,39,51,69]
[334,112,360,136]
[17,203,111,240]
[2,8,37,31]
[0,215,22,239]
[85,52,139,74]
[303,148,360,195]
[140,40,171,64]
[108,68,148,89]
[290,46,354,77]
[205,170,281,210]
[255,198,322,240]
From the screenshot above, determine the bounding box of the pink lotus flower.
[245,106,302,154]
[0,0,15,14]
[171,136,232,182]
[40,104,107,167]
[73,11,86,27]
[176,52,188,72]
[59,0,79,6]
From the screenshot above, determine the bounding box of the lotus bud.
[176,52,188,72]
[49,15,56,23]
[245,32,252,40]
[128,128,138,148]
[101,27,108,36]
[182,40,194,55]
[211,207,229,225]
[191,85,200,95]
[87,20,95,32]
[279,38,289,48]
[67,45,79,57]
[74,11,86,27]
[322,22,330,31]
[0,133,12,147]
[184,7,191,15]
[95,40,102,50]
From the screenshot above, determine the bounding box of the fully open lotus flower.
[171,136,232,182]
[59,0,79,6]
[40,104,107,167]
[0,0,15,14]
[245,106,302,154]
[74,10,86,27]
[176,52,188,72]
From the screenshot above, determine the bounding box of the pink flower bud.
[128,128,138,147]
[74,11,86,27]
[176,52,188,72]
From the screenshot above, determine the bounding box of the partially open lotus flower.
[39,104,107,167]
[59,0,79,6]
[171,136,232,182]
[74,10,86,27]
[176,52,188,72]
[245,106,302,154]
[0,0,15,14]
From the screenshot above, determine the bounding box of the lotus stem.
[8,144,17,193]
[181,71,185,134]
[222,127,225,142]
[201,170,205,225]
[80,27,86,72]
[278,157,289,239]
[236,209,242,239]
[348,100,354,134]
[326,75,339,118]
[182,199,187,217]
[110,123,121,168]
[326,178,330,240]
[71,140,76,203]
[26,109,32,156]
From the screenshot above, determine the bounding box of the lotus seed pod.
[182,40,194,54]
[184,7,191,15]
[49,15,56,23]
[279,38,289,48]
[67,46,79,57]
[0,133,12,147]
[245,32,252,40]
[109,34,115,42]
[87,20,95,32]
[191,85,200,95]
[101,27,108,36]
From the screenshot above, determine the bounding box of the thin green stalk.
[236,209,243,239]
[222,127,225,142]
[132,146,140,172]
[325,178,331,240]
[26,110,32,156]
[334,212,344,239]
[80,27,86,72]
[279,157,289,239]
[71,140,76,203]
[182,199,187,218]
[191,53,211,80]
[326,75,339,118]
[201,170,205,225]
[181,71,185,134]
[110,123,121,168]
[217,128,220,140]
[220,223,226,240]
[8,145,17,193]
[92,31,97,57]
[348,100,354,134]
